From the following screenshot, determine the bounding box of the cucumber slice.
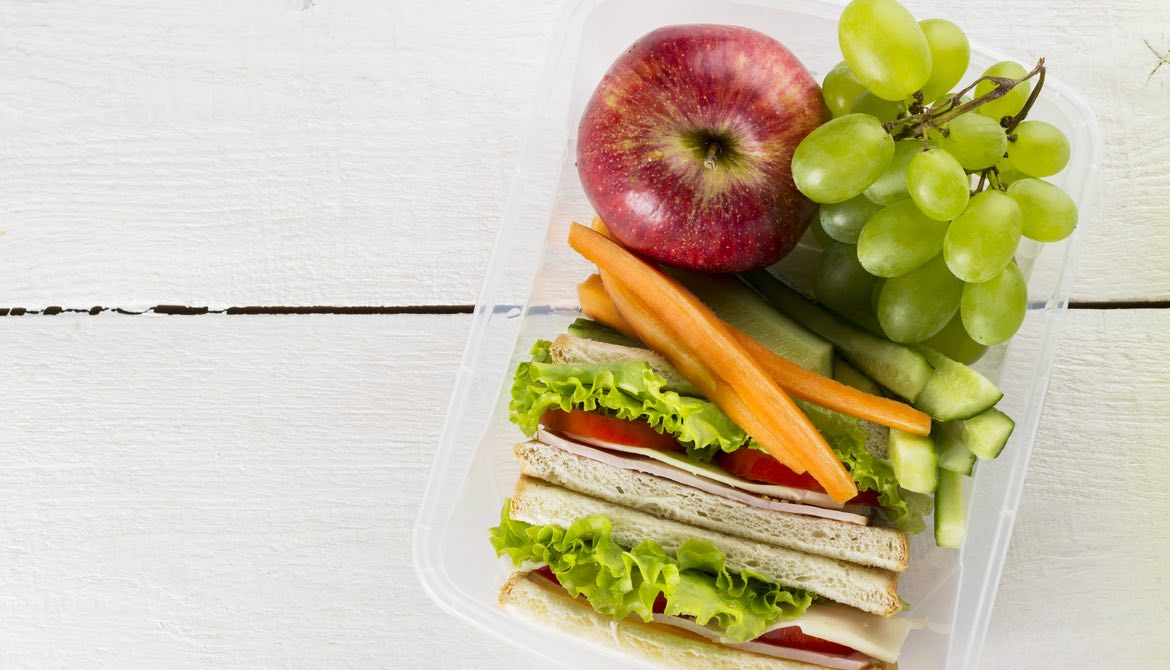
[677,271,833,376]
[913,346,1003,421]
[936,428,977,476]
[889,430,938,494]
[566,318,643,348]
[742,270,933,401]
[934,468,967,548]
[945,407,1015,460]
[833,359,883,396]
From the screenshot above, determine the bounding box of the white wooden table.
[2,1,1167,668]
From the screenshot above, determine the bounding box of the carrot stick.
[577,274,633,337]
[587,273,805,470]
[734,330,932,436]
[600,271,806,473]
[569,222,856,502]
[579,274,930,436]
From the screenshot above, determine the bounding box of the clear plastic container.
[413,1,1100,667]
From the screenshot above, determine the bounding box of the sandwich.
[492,478,918,670]
[489,325,929,669]
[511,330,931,540]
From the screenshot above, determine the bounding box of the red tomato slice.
[542,409,683,452]
[756,625,856,656]
[716,449,881,506]
[717,448,825,490]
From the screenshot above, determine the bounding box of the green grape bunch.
[797,0,1079,355]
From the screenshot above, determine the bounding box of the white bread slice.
[514,440,908,572]
[509,477,902,617]
[549,333,698,394]
[498,571,865,670]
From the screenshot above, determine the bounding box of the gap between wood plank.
[0,305,476,316]
[0,301,1166,316]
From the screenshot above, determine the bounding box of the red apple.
[577,24,826,273]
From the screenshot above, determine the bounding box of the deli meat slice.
[650,614,878,670]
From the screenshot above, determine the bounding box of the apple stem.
[703,142,720,169]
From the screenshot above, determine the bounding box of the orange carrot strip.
[577,274,632,337]
[569,222,856,502]
[580,274,930,436]
[600,271,806,473]
[733,331,932,436]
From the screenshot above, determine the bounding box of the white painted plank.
[0,314,545,669]
[1,0,1167,307]
[0,0,561,308]
[0,310,1165,668]
[983,308,1170,670]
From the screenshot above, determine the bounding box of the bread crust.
[549,333,697,394]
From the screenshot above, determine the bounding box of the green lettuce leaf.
[798,401,933,533]
[490,502,812,642]
[509,340,748,461]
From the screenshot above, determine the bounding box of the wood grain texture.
[984,309,1170,670]
[0,314,535,669]
[0,311,1165,669]
[1,0,1167,308]
[0,0,560,308]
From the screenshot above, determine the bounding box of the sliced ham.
[650,614,879,670]
[536,429,871,525]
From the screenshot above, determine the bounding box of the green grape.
[792,114,895,204]
[933,113,1008,171]
[839,0,932,102]
[819,194,882,244]
[974,61,1031,122]
[1007,178,1078,242]
[923,313,987,364]
[863,140,922,206]
[961,262,1027,345]
[870,277,885,312]
[809,216,833,247]
[815,241,878,317]
[1009,120,1071,177]
[877,253,963,343]
[851,91,906,124]
[857,199,949,277]
[943,190,1022,282]
[823,61,868,118]
[919,19,970,102]
[994,154,1028,185]
[907,148,970,221]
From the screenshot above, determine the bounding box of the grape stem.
[1004,65,1046,134]
[890,58,1047,140]
[988,166,1006,192]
